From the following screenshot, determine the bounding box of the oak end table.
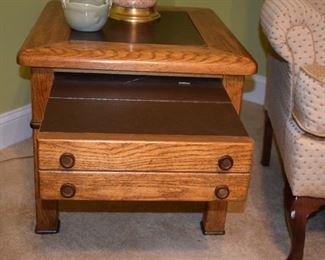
[17,0,257,235]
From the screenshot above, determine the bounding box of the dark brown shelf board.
[41,73,248,137]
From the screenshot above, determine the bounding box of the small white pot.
[61,0,112,32]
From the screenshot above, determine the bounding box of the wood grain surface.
[19,0,256,232]
[31,68,59,233]
[223,76,245,113]
[39,171,250,201]
[31,69,54,123]
[38,133,253,173]
[202,200,228,234]
[32,130,59,233]
[17,1,256,76]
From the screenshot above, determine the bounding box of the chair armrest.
[293,64,325,137]
[261,0,324,69]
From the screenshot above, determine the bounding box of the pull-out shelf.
[38,73,253,202]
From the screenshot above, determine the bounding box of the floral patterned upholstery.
[261,0,325,198]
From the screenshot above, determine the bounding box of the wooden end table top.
[17,0,257,77]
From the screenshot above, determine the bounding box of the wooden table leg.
[201,200,228,235]
[31,69,59,234]
[34,199,60,234]
[223,75,245,114]
[33,131,60,234]
[201,75,244,235]
[199,76,244,235]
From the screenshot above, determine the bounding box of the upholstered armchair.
[261,0,325,259]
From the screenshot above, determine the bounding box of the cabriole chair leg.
[261,110,273,166]
[284,182,325,260]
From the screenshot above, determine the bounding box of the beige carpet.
[0,101,324,260]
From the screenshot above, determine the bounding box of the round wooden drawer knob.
[60,183,76,198]
[215,186,230,200]
[218,155,234,171]
[60,153,75,169]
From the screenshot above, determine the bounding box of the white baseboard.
[243,74,266,105]
[0,104,32,150]
[0,75,266,149]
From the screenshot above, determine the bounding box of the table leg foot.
[201,200,228,235]
[34,199,60,235]
[35,220,60,234]
[200,221,225,235]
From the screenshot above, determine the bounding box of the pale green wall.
[0,0,48,114]
[0,0,267,114]
[161,0,175,4]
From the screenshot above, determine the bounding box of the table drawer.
[39,171,250,201]
[38,133,253,173]
[38,73,254,174]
